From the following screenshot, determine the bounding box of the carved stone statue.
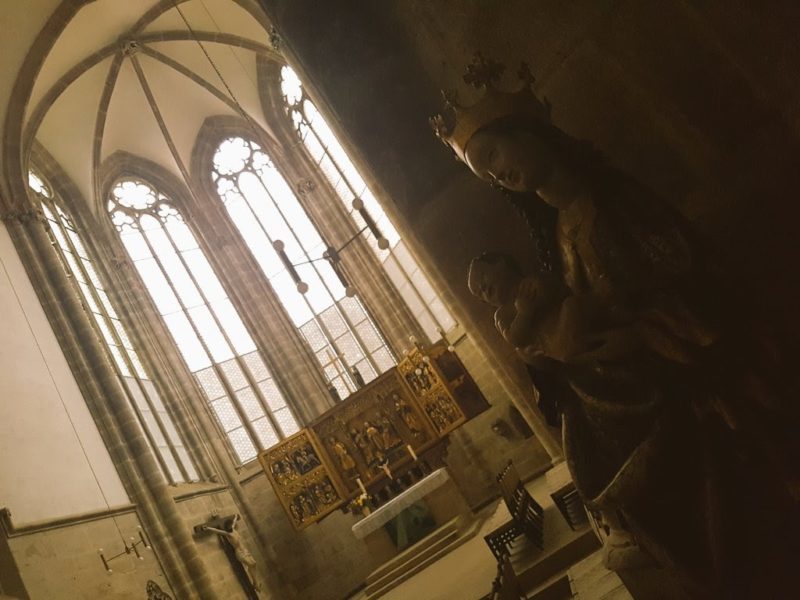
[202,515,260,594]
[434,53,800,598]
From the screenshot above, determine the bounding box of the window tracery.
[279,66,456,340]
[28,170,198,483]
[108,178,299,464]
[211,136,395,399]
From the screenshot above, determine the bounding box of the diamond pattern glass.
[195,368,226,400]
[274,408,300,437]
[320,306,347,338]
[211,397,242,432]
[336,333,364,364]
[372,347,396,373]
[236,387,266,421]
[337,296,367,325]
[228,427,257,463]
[242,351,269,382]
[252,418,279,449]
[301,320,327,352]
[356,321,383,352]
[219,359,248,391]
[258,379,286,412]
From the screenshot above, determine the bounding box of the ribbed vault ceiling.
[26,0,278,213]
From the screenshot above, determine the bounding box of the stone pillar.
[1,207,219,600]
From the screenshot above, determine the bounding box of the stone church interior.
[1,1,799,599]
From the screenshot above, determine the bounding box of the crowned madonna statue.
[432,53,800,600]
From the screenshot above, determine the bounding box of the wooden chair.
[484,553,528,600]
[550,482,588,530]
[484,460,544,561]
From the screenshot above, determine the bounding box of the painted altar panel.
[396,346,466,436]
[257,430,343,530]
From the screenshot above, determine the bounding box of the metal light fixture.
[272,197,389,296]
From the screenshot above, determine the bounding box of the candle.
[407,444,418,461]
[356,477,366,495]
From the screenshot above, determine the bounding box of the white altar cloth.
[351,468,450,539]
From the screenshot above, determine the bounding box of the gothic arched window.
[28,170,198,483]
[211,136,395,398]
[279,66,456,340]
[108,178,299,464]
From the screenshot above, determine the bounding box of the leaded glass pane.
[301,320,327,351]
[211,397,242,432]
[143,411,167,446]
[228,427,257,463]
[219,358,248,391]
[237,387,265,421]
[273,408,300,437]
[242,351,269,382]
[163,312,212,372]
[336,332,364,364]
[257,379,287,412]
[188,305,234,363]
[356,321,383,352]
[354,359,377,383]
[196,367,226,400]
[320,306,347,338]
[372,347,396,373]
[252,418,279,449]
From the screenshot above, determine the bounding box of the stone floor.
[348,469,630,600]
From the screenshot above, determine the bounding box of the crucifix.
[195,514,260,599]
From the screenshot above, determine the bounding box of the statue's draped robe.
[516,170,799,598]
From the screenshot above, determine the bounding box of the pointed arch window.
[211,136,395,399]
[108,178,299,464]
[28,170,198,484]
[279,66,456,340]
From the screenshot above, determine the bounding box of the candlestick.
[406,444,418,461]
[356,477,366,495]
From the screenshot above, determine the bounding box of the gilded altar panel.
[257,430,343,530]
[396,346,466,436]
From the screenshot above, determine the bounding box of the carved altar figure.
[379,416,402,450]
[394,395,423,437]
[202,515,260,594]
[329,437,356,472]
[433,53,800,598]
[364,420,384,455]
[350,427,375,465]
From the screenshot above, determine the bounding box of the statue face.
[468,257,519,306]
[464,128,555,192]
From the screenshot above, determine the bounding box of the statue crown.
[430,53,552,163]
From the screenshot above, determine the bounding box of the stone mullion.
[188,197,332,421]
[2,212,211,599]
[46,202,186,484]
[90,221,223,481]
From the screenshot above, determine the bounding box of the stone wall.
[1,509,170,600]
